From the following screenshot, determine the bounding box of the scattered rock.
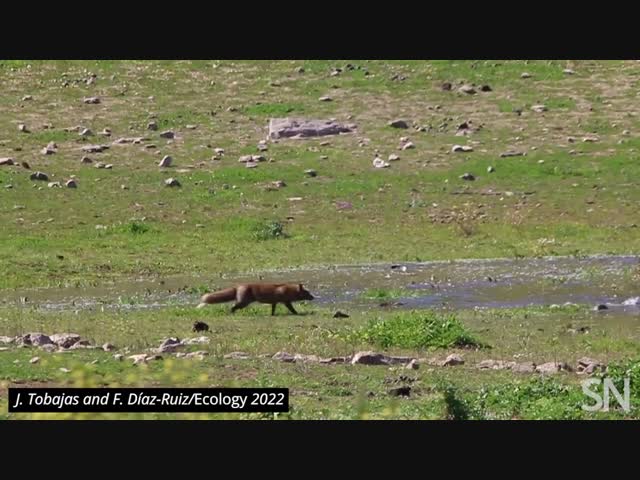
[81,144,109,153]
[531,105,547,113]
[102,343,116,352]
[389,120,409,129]
[576,357,605,375]
[65,179,77,188]
[83,97,100,104]
[273,351,296,363]
[440,354,464,367]
[268,118,355,139]
[48,182,61,188]
[536,362,571,374]
[165,178,180,187]
[460,173,475,181]
[401,142,415,150]
[41,147,56,155]
[622,297,640,306]
[441,82,452,91]
[563,68,575,75]
[477,359,516,370]
[81,156,93,164]
[95,162,107,169]
[583,136,599,143]
[594,304,608,311]
[333,311,350,318]
[405,359,420,370]
[30,356,40,364]
[0,158,15,166]
[80,128,92,137]
[487,166,495,173]
[511,362,537,373]
[128,354,149,365]
[500,151,525,158]
[30,172,49,181]
[98,128,111,137]
[18,123,29,133]
[521,72,532,79]
[388,154,400,161]
[147,121,158,131]
[182,337,210,345]
[304,169,317,177]
[113,354,123,361]
[214,148,225,155]
[159,155,172,167]
[160,131,175,139]
[158,337,183,353]
[351,351,414,366]
[22,95,33,101]
[373,157,390,169]
[480,84,492,92]
[224,351,251,360]
[40,344,58,353]
[319,96,332,102]
[184,351,208,360]
[459,85,476,95]
[452,145,473,153]
[49,333,81,349]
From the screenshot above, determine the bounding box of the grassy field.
[1,60,640,420]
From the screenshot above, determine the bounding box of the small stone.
[373,157,390,168]
[95,162,106,169]
[65,179,77,188]
[441,82,452,91]
[98,128,111,137]
[80,128,92,136]
[147,121,158,131]
[536,362,571,374]
[30,171,49,181]
[18,123,29,133]
[160,130,175,139]
[214,148,225,155]
[521,72,532,78]
[487,166,495,173]
[224,351,251,360]
[159,155,172,167]
[460,173,475,181]
[83,97,100,104]
[102,343,116,352]
[500,151,525,158]
[41,147,56,155]
[105,164,113,169]
[30,356,40,364]
[304,169,317,177]
[0,158,15,166]
[81,156,92,164]
[333,311,350,318]
[594,304,608,311]
[22,95,33,101]
[50,333,82,349]
[388,154,400,161]
[459,85,476,94]
[563,69,575,75]
[389,120,409,129]
[165,178,181,187]
[583,136,599,143]
[531,105,547,113]
[273,351,296,362]
[452,145,473,153]
[401,142,415,150]
[480,84,492,92]
[440,354,464,367]
[405,359,419,370]
[59,368,71,373]
[576,357,605,375]
[114,354,124,361]
[319,96,332,102]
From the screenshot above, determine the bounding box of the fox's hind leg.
[231,300,251,313]
[271,303,277,316]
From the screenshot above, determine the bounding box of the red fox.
[197,283,315,315]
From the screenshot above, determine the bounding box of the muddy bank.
[0,254,638,314]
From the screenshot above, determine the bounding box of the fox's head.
[297,284,315,301]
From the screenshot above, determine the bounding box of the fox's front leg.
[285,302,299,315]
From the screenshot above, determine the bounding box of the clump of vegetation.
[121,221,150,235]
[360,288,415,301]
[345,311,485,350]
[253,220,288,241]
